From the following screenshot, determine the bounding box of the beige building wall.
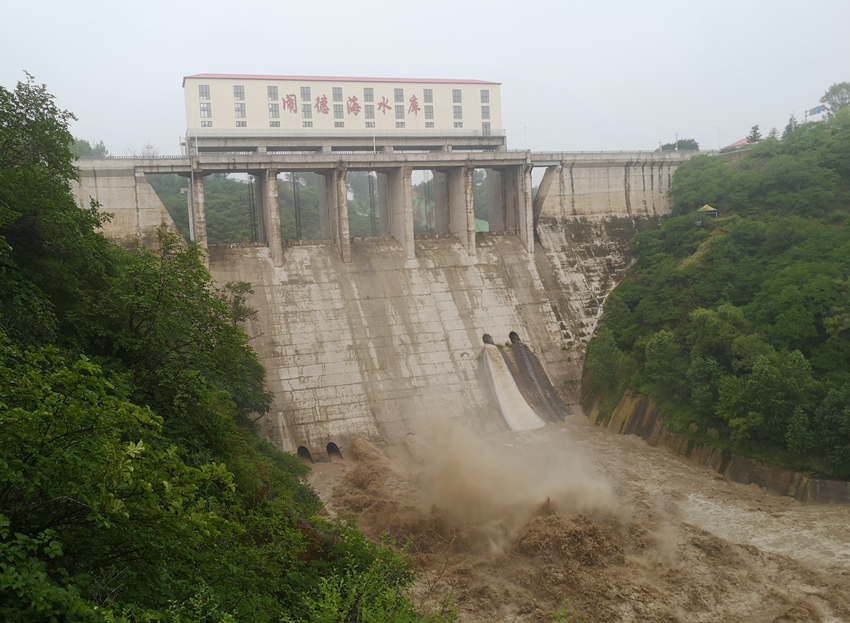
[183,74,502,135]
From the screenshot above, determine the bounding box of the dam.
[73,149,694,457]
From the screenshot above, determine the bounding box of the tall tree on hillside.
[0,74,112,345]
[820,81,850,117]
[746,125,762,144]
[783,114,798,138]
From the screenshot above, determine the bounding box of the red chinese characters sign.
[283,94,297,113]
[377,96,391,114]
[314,95,329,115]
[408,95,420,115]
[347,96,361,116]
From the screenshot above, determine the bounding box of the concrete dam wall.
[73,152,691,457]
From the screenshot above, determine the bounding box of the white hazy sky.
[2,0,848,155]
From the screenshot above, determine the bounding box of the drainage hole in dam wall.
[297,446,314,464]
[327,442,344,461]
[509,331,521,344]
[482,333,495,345]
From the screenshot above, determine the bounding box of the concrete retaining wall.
[73,165,180,248]
[581,380,850,505]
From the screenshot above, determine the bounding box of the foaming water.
[481,344,545,431]
[681,492,850,569]
[312,411,850,622]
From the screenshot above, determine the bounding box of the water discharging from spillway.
[481,343,546,431]
[308,346,850,622]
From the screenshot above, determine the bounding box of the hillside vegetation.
[0,76,452,621]
[586,109,850,478]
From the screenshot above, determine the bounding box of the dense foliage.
[1,75,451,621]
[587,108,850,478]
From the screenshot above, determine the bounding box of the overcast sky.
[3,0,848,155]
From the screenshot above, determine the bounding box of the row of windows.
[199,120,489,133]
[201,101,489,122]
[198,84,491,105]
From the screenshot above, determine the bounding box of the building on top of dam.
[182,74,505,153]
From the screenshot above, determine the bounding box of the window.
[452,89,462,103]
[364,87,374,102]
[332,87,343,102]
[302,121,313,127]
[425,122,434,128]
[453,105,462,120]
[423,88,433,103]
[395,105,404,119]
[454,122,463,128]
[481,105,490,120]
[234,85,245,100]
[396,122,405,128]
[236,121,247,127]
[394,88,404,103]
[424,105,434,120]
[365,105,375,119]
[365,121,375,128]
[270,120,280,127]
[334,121,345,128]
[234,103,246,118]
[333,104,344,119]
[480,89,489,103]
[200,102,212,118]
[482,122,491,135]
[269,103,280,118]
[199,85,210,100]
[300,86,311,102]
[302,104,312,119]
[268,86,278,101]
[201,120,213,127]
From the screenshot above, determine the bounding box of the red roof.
[723,138,753,149]
[182,73,501,87]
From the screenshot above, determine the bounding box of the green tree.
[70,138,109,158]
[746,125,762,143]
[0,338,234,621]
[0,73,113,346]
[783,114,798,138]
[660,138,699,151]
[820,81,850,117]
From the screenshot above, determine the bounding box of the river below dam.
[308,411,850,623]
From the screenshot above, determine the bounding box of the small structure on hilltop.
[697,204,718,219]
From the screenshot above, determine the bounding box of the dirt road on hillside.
[308,413,850,623]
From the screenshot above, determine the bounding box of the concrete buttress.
[448,167,475,255]
[258,170,284,266]
[190,173,208,263]
[388,167,415,260]
[335,167,351,263]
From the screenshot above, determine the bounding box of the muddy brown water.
[309,412,850,623]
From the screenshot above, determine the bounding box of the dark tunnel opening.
[327,442,343,460]
[297,446,314,463]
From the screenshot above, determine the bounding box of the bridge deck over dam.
[74,150,696,458]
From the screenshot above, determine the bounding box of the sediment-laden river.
[309,412,850,622]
